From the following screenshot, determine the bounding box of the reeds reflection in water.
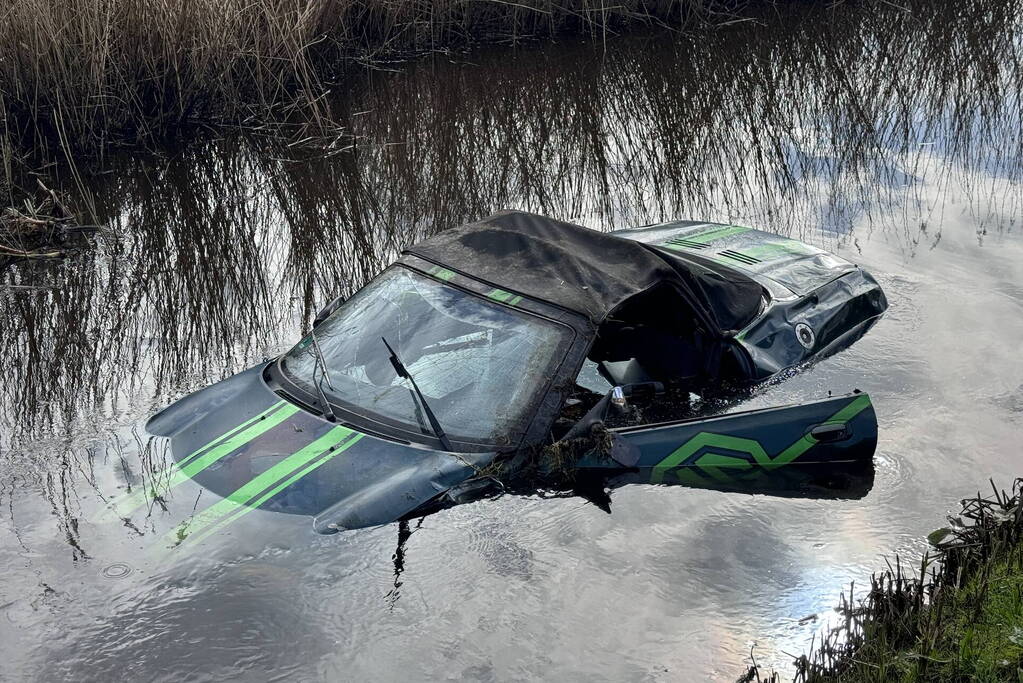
[1,0,1020,510]
[0,3,1022,680]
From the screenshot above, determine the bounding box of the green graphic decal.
[487,288,523,305]
[661,225,752,251]
[671,463,766,487]
[429,265,456,281]
[169,426,363,546]
[650,395,871,484]
[742,239,820,261]
[684,224,752,244]
[102,401,298,519]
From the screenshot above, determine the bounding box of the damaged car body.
[140,210,887,542]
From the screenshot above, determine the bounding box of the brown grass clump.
[0,0,747,249]
[0,0,742,160]
[0,179,77,258]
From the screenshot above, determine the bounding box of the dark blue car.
[138,211,886,543]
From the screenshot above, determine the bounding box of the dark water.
[2,1,1022,679]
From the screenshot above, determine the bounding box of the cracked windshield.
[280,266,570,445]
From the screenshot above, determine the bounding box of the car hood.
[143,363,497,539]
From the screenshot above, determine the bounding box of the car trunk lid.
[613,221,858,296]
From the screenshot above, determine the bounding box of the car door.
[578,392,877,486]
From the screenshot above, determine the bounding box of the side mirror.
[313,295,346,328]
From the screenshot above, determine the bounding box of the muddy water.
[2,1,1022,680]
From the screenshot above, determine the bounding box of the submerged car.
[141,210,887,542]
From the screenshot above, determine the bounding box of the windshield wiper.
[309,328,340,423]
[381,336,453,451]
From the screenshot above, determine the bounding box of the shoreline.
[742,480,1023,682]
[0,0,776,255]
[1,0,761,164]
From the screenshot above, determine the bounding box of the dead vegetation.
[0,0,761,253]
[536,421,617,479]
[0,178,83,260]
[0,0,754,162]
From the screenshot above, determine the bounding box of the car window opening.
[554,283,741,440]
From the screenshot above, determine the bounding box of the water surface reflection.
[2,0,1022,679]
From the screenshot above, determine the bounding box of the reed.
[742,479,1023,682]
[0,0,737,162]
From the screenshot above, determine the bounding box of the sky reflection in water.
[1,0,1022,679]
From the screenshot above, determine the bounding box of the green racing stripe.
[428,265,456,281]
[102,401,298,519]
[678,224,752,244]
[169,425,364,546]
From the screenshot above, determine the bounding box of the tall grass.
[0,0,729,161]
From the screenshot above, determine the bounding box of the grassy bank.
[743,480,1023,682]
[0,0,762,250]
[0,0,746,164]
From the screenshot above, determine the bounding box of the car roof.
[405,210,765,334]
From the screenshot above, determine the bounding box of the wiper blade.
[309,328,340,422]
[381,336,454,452]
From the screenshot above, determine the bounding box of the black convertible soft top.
[407,210,764,335]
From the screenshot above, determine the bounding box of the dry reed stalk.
[0,178,79,258]
[0,0,743,161]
